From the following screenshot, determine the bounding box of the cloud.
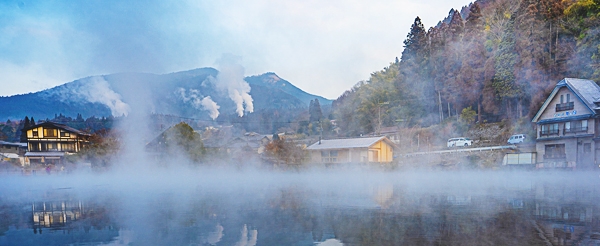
[214,54,254,117]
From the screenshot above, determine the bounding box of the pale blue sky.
[0,0,470,99]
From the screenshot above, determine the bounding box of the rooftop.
[306,136,391,150]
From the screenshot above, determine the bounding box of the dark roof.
[22,121,90,136]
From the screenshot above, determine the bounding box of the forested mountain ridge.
[0,68,332,122]
[333,0,600,137]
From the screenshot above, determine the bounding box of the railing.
[403,145,517,157]
[544,154,566,159]
[564,126,588,133]
[556,102,574,111]
[540,129,559,136]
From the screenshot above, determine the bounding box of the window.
[541,123,559,136]
[556,94,574,111]
[29,143,40,151]
[565,120,588,133]
[46,143,58,151]
[32,130,38,137]
[62,143,75,152]
[43,128,57,138]
[545,144,566,159]
[321,150,338,163]
[556,101,574,111]
[60,131,70,137]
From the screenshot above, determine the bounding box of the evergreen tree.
[446,9,464,42]
[401,17,427,64]
[18,116,29,143]
[514,0,547,117]
[309,99,323,123]
[564,0,600,82]
[458,2,488,122]
[493,17,520,118]
[23,116,30,128]
[440,11,466,115]
[399,16,434,123]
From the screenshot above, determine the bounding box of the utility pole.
[438,91,443,123]
[377,101,389,136]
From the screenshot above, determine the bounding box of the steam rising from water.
[214,53,254,117]
[2,168,600,245]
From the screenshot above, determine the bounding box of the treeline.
[333,0,600,136]
[0,113,116,142]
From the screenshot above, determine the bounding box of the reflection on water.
[32,201,83,230]
[1,171,600,245]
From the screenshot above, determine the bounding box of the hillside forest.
[2,0,600,146]
[332,0,600,136]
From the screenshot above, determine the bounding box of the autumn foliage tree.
[331,0,600,136]
[74,128,121,168]
[263,136,306,166]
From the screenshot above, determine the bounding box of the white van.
[447,137,473,148]
[507,134,526,144]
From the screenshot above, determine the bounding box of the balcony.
[556,102,574,111]
[564,126,588,134]
[540,129,559,137]
[544,153,566,160]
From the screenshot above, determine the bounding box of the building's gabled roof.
[532,78,600,123]
[306,136,397,150]
[22,121,91,136]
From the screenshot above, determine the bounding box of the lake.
[1,168,599,245]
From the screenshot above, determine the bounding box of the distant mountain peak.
[0,68,332,121]
[252,72,282,85]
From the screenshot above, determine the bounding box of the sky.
[0,0,471,100]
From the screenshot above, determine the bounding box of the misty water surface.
[1,169,600,246]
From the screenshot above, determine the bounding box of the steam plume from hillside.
[47,76,131,117]
[175,88,220,119]
[214,54,254,117]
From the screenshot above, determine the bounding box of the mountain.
[245,72,331,106]
[0,68,332,122]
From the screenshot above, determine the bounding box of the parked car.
[447,137,473,147]
[507,134,526,145]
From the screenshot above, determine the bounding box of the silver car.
[507,134,526,144]
[447,137,473,147]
